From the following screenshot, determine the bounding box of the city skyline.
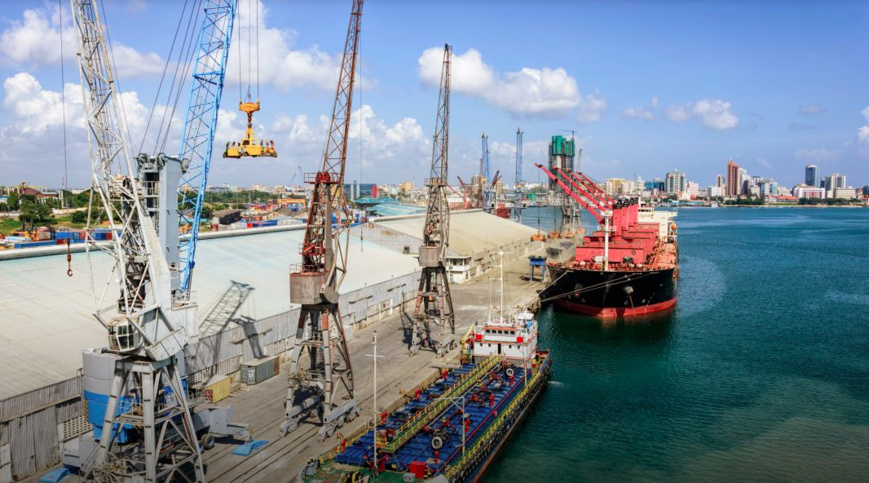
[0,1,868,189]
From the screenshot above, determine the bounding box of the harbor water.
[486,207,869,482]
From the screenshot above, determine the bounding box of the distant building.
[805,164,820,187]
[707,186,724,198]
[686,181,701,198]
[716,174,725,188]
[665,170,686,194]
[645,179,665,192]
[831,188,858,199]
[606,178,627,195]
[726,160,740,197]
[793,184,825,199]
[863,185,869,196]
[824,173,846,195]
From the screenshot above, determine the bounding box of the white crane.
[73,0,203,480]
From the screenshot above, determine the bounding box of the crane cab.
[223,100,277,159]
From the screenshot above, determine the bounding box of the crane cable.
[58,0,68,208]
[139,0,191,154]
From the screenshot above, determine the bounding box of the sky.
[0,0,867,189]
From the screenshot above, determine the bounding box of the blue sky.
[1,0,867,189]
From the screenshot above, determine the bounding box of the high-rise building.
[805,164,820,187]
[665,169,686,194]
[725,159,740,197]
[824,173,846,192]
[547,135,575,189]
[645,179,665,192]
[716,175,725,188]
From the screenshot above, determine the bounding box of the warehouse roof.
[375,210,537,256]
[0,226,419,400]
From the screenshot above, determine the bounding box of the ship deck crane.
[282,0,364,442]
[410,44,455,356]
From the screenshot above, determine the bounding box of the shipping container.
[193,375,231,403]
[240,356,279,385]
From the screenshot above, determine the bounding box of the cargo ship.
[297,310,552,483]
[536,164,678,318]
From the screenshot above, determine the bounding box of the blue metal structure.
[178,0,238,295]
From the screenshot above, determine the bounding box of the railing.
[444,363,541,481]
[377,355,504,453]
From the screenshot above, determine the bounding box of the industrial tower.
[72,0,204,480]
[410,44,456,356]
[480,132,491,211]
[515,127,523,223]
[282,0,363,441]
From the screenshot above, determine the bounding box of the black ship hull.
[544,264,677,318]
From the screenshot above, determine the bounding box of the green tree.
[19,201,55,231]
[7,192,19,210]
[71,210,88,224]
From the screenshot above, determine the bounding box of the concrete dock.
[24,251,545,483]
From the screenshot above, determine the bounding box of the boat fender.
[505,368,515,378]
[623,285,634,295]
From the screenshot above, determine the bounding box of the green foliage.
[71,210,89,224]
[19,201,55,231]
[7,192,19,210]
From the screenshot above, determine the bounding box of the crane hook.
[66,239,73,277]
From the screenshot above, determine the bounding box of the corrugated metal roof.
[375,211,537,256]
[0,227,419,400]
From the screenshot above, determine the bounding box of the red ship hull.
[554,296,676,318]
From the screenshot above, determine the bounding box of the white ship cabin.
[472,310,538,363]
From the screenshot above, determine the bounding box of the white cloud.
[111,44,165,79]
[418,46,593,118]
[858,106,869,143]
[798,103,826,116]
[0,8,70,67]
[3,73,81,134]
[663,98,738,130]
[665,104,691,122]
[0,6,165,79]
[795,148,839,162]
[225,0,375,94]
[622,100,656,120]
[577,93,607,123]
[756,157,772,170]
[692,99,738,130]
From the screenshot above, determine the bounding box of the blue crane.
[177,0,239,296]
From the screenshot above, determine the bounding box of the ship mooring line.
[538,271,655,304]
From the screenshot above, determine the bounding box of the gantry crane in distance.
[410,44,455,356]
[480,131,491,211]
[514,127,523,223]
[71,0,204,480]
[281,0,363,441]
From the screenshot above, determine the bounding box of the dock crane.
[480,131,492,211]
[514,127,523,222]
[68,2,252,482]
[71,0,204,480]
[281,0,363,441]
[410,44,455,356]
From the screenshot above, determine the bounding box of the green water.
[483,207,869,482]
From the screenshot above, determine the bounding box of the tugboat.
[537,164,678,318]
[298,255,552,483]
